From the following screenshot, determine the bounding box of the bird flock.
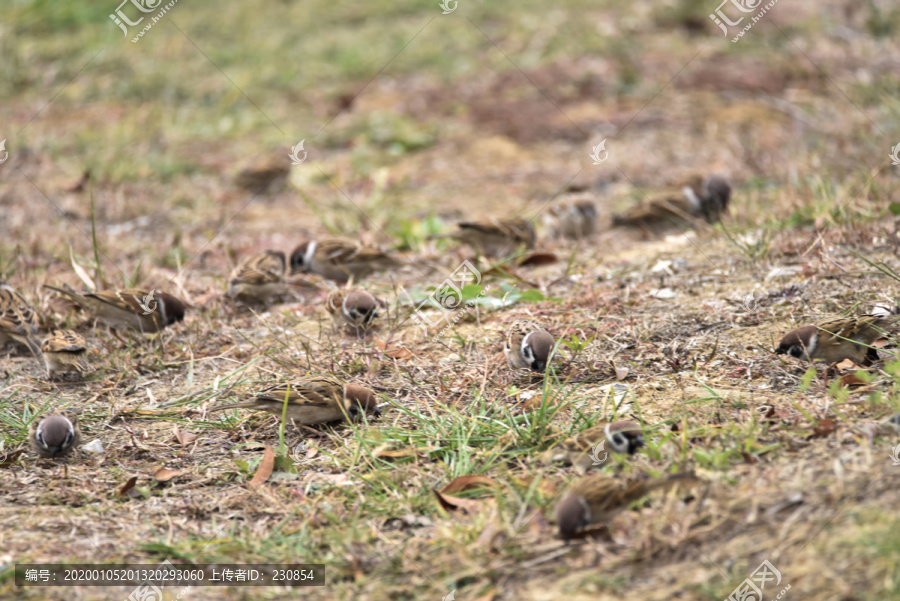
[5,170,899,541]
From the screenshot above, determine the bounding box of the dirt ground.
[2,0,900,599]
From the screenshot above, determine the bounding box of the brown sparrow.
[430,218,536,256]
[44,284,186,334]
[556,472,699,541]
[226,250,289,304]
[325,287,379,330]
[41,329,91,380]
[209,376,381,425]
[30,409,82,458]
[0,282,41,356]
[290,239,400,282]
[504,319,555,373]
[234,153,289,193]
[543,198,597,240]
[543,421,644,468]
[776,314,898,367]
[612,174,731,228]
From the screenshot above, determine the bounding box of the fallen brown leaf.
[811,419,837,438]
[250,445,275,487]
[0,449,25,468]
[173,424,197,447]
[153,468,183,482]
[838,374,868,388]
[434,490,489,513]
[440,474,500,496]
[374,339,414,360]
[517,252,558,267]
[118,476,138,497]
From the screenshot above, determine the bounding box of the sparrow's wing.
[231,252,286,285]
[318,241,362,264]
[0,288,39,335]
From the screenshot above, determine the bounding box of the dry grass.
[2,0,900,599]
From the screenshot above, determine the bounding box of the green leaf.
[517,289,546,302]
[461,284,483,300]
[890,202,900,215]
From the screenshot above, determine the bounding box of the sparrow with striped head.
[612,174,731,228]
[41,329,91,380]
[430,217,536,256]
[44,284,185,334]
[30,409,82,458]
[504,319,555,373]
[556,472,699,541]
[543,198,597,240]
[776,314,898,368]
[543,421,644,469]
[290,239,401,282]
[325,287,379,330]
[226,250,289,304]
[0,282,41,356]
[209,376,381,425]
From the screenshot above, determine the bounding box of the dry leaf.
[374,339,414,360]
[440,475,499,495]
[69,247,95,291]
[306,447,319,460]
[118,476,138,497]
[434,490,489,513]
[811,419,837,438]
[614,364,629,381]
[517,252,558,267]
[838,374,867,388]
[250,445,275,487]
[173,424,197,447]
[153,468,183,482]
[0,449,25,468]
[373,446,423,459]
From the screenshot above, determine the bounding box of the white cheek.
[305,241,317,267]
[682,186,702,212]
[806,334,818,357]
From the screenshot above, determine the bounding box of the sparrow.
[226,250,289,304]
[611,174,731,228]
[30,409,82,458]
[209,376,381,425]
[556,472,699,541]
[543,198,597,240]
[290,239,401,282]
[504,319,555,373]
[775,314,898,367]
[44,284,186,334]
[325,287,379,330]
[234,154,289,193]
[430,218,536,256]
[41,329,91,380]
[0,282,41,356]
[543,421,644,468]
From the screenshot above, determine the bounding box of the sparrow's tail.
[21,335,41,357]
[43,284,84,303]
[631,472,700,498]
[208,401,257,413]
